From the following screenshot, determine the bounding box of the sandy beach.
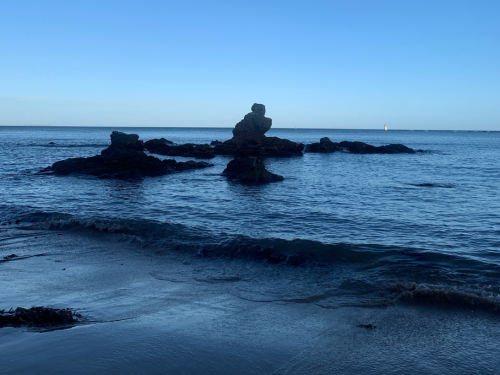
[1,226,499,374]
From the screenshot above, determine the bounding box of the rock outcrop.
[338,141,415,154]
[39,131,213,179]
[0,306,80,328]
[305,138,415,154]
[304,137,340,153]
[144,138,215,159]
[222,156,284,184]
[214,104,304,157]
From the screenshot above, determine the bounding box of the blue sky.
[1,0,498,129]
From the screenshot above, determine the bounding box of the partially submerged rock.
[304,137,340,153]
[214,104,304,157]
[338,141,415,154]
[144,139,215,159]
[222,156,284,184]
[39,131,213,179]
[0,306,80,328]
[305,138,415,154]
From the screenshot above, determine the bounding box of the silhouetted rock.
[338,141,415,154]
[145,138,215,159]
[144,137,174,148]
[215,136,304,157]
[144,138,175,155]
[232,103,272,138]
[0,306,80,328]
[304,137,340,153]
[168,143,215,159]
[38,131,213,179]
[214,104,304,157]
[210,140,223,146]
[222,156,284,184]
[304,138,415,154]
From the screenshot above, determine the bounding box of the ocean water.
[1,126,500,308]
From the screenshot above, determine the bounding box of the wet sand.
[1,228,500,374]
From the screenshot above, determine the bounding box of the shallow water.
[1,127,500,297]
[1,126,500,373]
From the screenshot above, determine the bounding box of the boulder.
[38,132,213,179]
[144,138,175,155]
[144,138,215,159]
[304,138,415,154]
[338,141,415,154]
[0,306,80,328]
[215,136,304,157]
[304,137,340,153]
[222,156,284,184]
[210,140,223,146]
[232,103,272,138]
[168,143,215,159]
[214,104,304,157]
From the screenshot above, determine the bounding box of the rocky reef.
[0,306,81,328]
[214,104,304,157]
[144,138,215,159]
[222,156,284,184]
[305,137,415,154]
[39,131,213,179]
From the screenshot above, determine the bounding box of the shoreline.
[1,227,499,374]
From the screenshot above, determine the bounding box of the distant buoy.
[384,124,387,131]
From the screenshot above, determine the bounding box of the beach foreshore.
[1,227,499,374]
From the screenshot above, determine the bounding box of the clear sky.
[1,0,498,129]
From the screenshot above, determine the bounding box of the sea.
[1,126,500,374]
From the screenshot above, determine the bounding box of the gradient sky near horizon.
[1,0,499,129]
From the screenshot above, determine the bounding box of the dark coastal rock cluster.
[39,131,213,179]
[0,306,80,328]
[222,156,284,184]
[144,138,215,159]
[38,103,419,184]
[213,104,304,157]
[304,137,415,154]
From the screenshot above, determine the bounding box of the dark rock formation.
[0,306,81,328]
[305,138,415,154]
[144,138,215,159]
[222,156,284,184]
[215,136,304,157]
[144,138,174,155]
[304,137,340,153]
[168,143,215,159]
[210,140,223,146]
[39,131,213,179]
[214,104,304,157]
[232,103,272,138]
[338,141,415,154]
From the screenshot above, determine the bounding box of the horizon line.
[0,125,498,132]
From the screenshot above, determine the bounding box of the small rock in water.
[304,137,340,153]
[222,156,284,184]
[0,306,81,328]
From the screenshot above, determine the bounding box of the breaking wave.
[4,205,500,313]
